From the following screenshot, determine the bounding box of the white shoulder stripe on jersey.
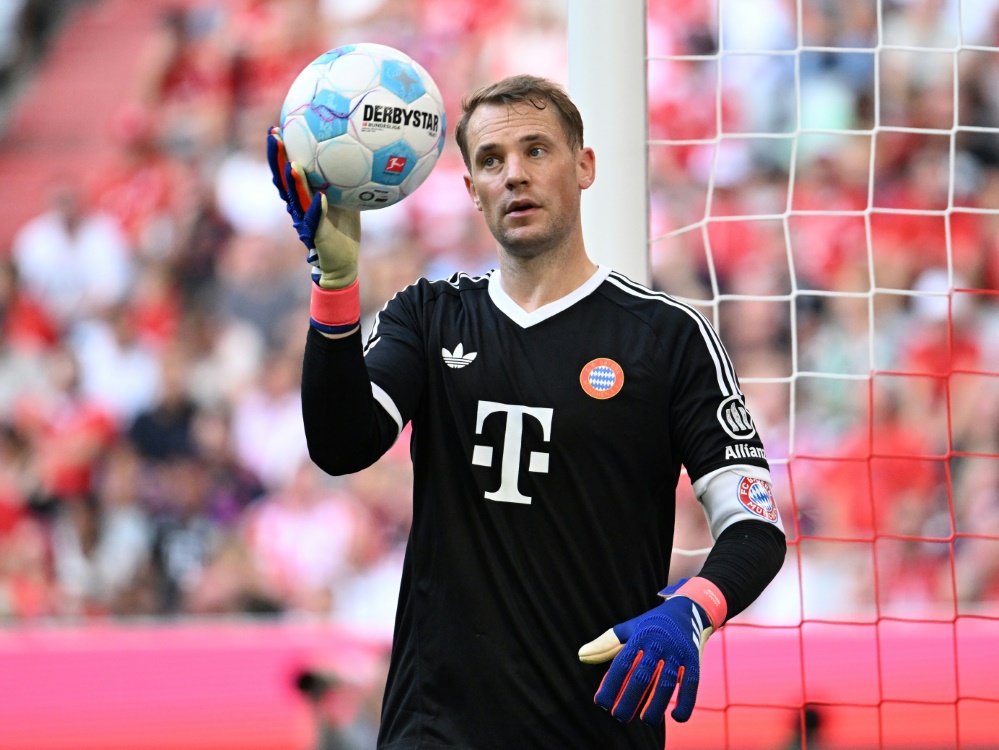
[443,270,492,288]
[371,383,403,436]
[606,272,741,398]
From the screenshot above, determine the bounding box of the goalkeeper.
[269,75,786,750]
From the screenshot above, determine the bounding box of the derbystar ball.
[280,43,447,211]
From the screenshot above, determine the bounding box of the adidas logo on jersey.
[442,343,477,369]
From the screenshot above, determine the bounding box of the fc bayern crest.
[737,476,780,523]
[580,358,624,400]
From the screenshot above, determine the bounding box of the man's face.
[463,102,594,257]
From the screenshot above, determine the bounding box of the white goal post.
[568,1,650,285]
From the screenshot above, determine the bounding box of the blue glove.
[578,579,714,726]
[266,126,360,290]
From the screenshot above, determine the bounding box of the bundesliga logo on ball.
[279,43,447,211]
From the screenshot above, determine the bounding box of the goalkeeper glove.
[578,577,726,726]
[267,127,362,334]
[266,126,361,291]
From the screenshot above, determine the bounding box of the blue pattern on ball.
[305,90,351,141]
[380,60,426,104]
[371,141,418,185]
[313,45,355,66]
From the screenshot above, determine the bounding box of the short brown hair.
[454,75,585,170]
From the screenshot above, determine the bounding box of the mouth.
[505,199,539,217]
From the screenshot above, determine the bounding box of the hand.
[267,127,361,290]
[578,580,714,726]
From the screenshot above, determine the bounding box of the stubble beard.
[492,208,575,262]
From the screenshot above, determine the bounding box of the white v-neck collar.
[487,264,611,328]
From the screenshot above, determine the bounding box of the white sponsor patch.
[717,395,756,440]
[725,444,767,460]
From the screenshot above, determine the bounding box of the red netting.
[655,1,999,747]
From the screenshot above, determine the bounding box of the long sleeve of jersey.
[697,518,786,623]
[301,326,400,475]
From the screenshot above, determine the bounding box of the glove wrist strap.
[310,279,360,334]
[672,577,727,629]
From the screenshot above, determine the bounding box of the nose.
[504,154,528,189]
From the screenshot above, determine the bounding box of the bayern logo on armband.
[737,476,780,523]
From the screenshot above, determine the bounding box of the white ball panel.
[400,151,439,197]
[325,53,380,99]
[400,93,445,157]
[351,42,411,65]
[281,116,319,171]
[316,135,374,188]
[341,183,402,211]
[282,66,321,122]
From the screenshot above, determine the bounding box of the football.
[279,43,447,211]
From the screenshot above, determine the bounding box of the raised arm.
[267,127,399,475]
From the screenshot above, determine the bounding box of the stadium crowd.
[0,0,996,652]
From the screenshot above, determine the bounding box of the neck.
[497,237,597,313]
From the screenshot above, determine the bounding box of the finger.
[595,649,658,723]
[638,661,674,726]
[607,652,660,723]
[670,663,700,723]
[578,628,624,664]
[285,163,302,216]
[593,648,637,712]
[303,192,327,253]
[266,126,289,200]
[289,161,314,212]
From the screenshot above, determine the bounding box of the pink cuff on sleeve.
[310,280,360,329]
[674,577,728,628]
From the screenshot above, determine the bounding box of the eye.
[482,155,499,169]
[529,146,545,157]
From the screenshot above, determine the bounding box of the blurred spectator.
[50,447,151,617]
[11,187,133,331]
[147,454,221,614]
[215,231,308,348]
[88,103,194,258]
[185,312,266,407]
[0,260,58,417]
[69,303,162,424]
[172,180,235,304]
[0,422,34,541]
[247,460,369,614]
[0,515,56,619]
[15,346,116,514]
[212,108,292,238]
[189,404,266,525]
[128,346,198,461]
[132,4,235,157]
[231,347,309,489]
[227,0,323,117]
[0,258,58,356]
[332,431,414,638]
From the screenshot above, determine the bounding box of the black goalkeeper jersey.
[303,266,770,750]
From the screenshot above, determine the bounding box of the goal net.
[643,1,999,747]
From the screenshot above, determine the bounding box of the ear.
[464,173,482,211]
[577,147,596,190]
